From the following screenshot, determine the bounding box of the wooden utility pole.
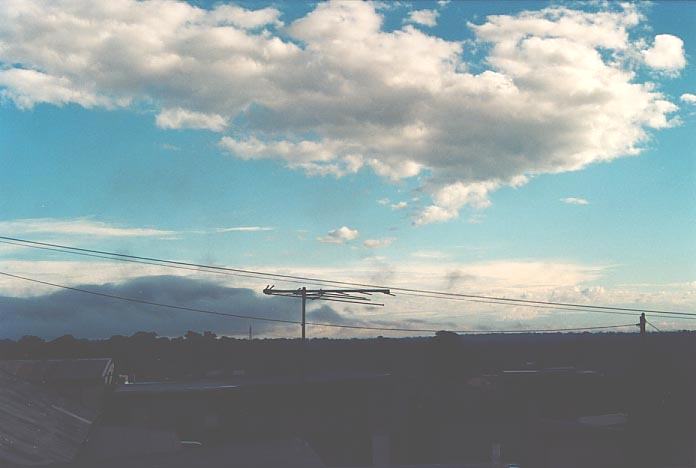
[301,287,306,340]
[639,312,646,336]
[263,286,392,341]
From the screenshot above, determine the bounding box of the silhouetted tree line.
[1,330,694,384]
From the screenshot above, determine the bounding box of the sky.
[0,0,695,339]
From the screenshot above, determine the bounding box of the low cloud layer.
[0,275,348,340]
[1,258,694,335]
[0,1,685,224]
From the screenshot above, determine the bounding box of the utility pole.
[248,323,252,341]
[263,286,392,341]
[263,285,393,435]
[301,287,306,340]
[639,312,646,336]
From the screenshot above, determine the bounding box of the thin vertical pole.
[639,313,646,336]
[301,287,307,340]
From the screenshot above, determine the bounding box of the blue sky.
[0,1,694,337]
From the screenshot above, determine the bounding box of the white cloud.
[0,1,681,224]
[642,34,686,72]
[0,69,117,110]
[219,136,363,176]
[561,197,589,205]
[0,218,173,238]
[317,226,359,244]
[363,237,395,248]
[416,181,497,225]
[407,9,439,27]
[156,108,227,131]
[377,198,390,206]
[207,4,282,29]
[390,201,408,210]
[681,93,696,104]
[215,226,274,232]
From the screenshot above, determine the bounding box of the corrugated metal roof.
[0,359,113,384]
[114,371,390,395]
[0,370,97,466]
[69,438,326,468]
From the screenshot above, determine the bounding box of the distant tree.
[434,330,460,345]
[130,331,157,341]
[16,335,45,358]
[49,334,85,358]
[18,335,45,346]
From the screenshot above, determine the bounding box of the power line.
[0,239,316,287]
[395,291,696,321]
[0,270,637,335]
[2,235,688,322]
[0,271,298,326]
[646,319,662,332]
[1,236,693,317]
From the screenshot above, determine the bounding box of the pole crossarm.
[263,285,392,306]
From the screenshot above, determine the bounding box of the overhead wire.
[646,319,662,332]
[2,235,690,323]
[1,236,693,318]
[2,238,690,323]
[0,239,323,287]
[395,291,696,321]
[0,270,638,335]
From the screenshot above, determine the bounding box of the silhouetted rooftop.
[114,371,390,395]
[0,358,113,384]
[65,438,325,468]
[0,370,97,466]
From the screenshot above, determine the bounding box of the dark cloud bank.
[0,275,350,340]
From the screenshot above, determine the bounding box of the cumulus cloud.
[219,136,364,176]
[156,108,227,131]
[561,197,589,205]
[317,226,359,244]
[207,4,282,29]
[0,69,116,109]
[0,218,173,238]
[642,34,686,72]
[407,9,439,27]
[363,237,395,248]
[681,93,696,104]
[0,1,681,223]
[390,201,408,210]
